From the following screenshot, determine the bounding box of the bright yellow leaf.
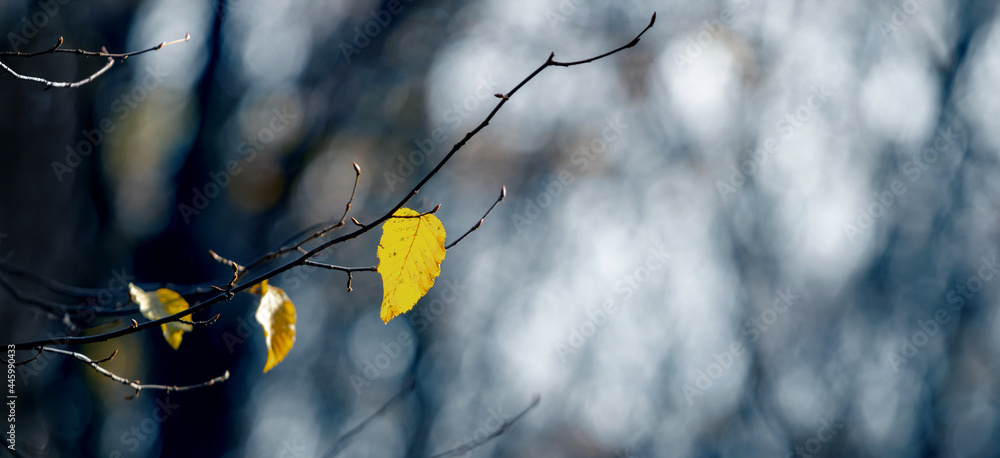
[377,207,447,323]
[251,280,296,373]
[128,283,192,350]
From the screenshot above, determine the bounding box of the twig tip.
[500,186,507,199]
[650,12,657,27]
[353,162,361,174]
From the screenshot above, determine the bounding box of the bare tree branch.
[240,162,364,275]
[0,259,220,298]
[179,313,221,326]
[0,34,190,89]
[32,346,229,399]
[446,186,506,250]
[0,260,122,297]
[11,12,657,350]
[427,395,541,458]
[0,272,137,317]
[303,261,377,273]
[0,34,190,58]
[0,52,113,89]
[325,378,417,457]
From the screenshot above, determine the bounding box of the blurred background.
[2,0,999,456]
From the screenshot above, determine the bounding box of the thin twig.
[179,313,221,326]
[11,13,656,350]
[37,346,229,399]
[446,186,506,250]
[241,162,363,275]
[391,204,442,218]
[552,13,654,66]
[0,272,81,313]
[209,250,244,293]
[0,272,138,316]
[303,261,377,273]
[0,260,220,298]
[304,262,376,293]
[209,250,245,271]
[0,34,190,58]
[325,378,417,457]
[12,349,43,367]
[92,349,119,364]
[0,52,113,89]
[427,395,542,458]
[0,34,190,89]
[0,260,126,297]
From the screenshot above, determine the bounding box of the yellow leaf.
[252,280,296,373]
[128,283,192,350]
[377,207,447,323]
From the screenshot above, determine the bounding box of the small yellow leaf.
[252,280,296,373]
[377,207,447,323]
[128,283,192,350]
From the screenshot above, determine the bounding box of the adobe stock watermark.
[510,113,628,234]
[339,0,413,63]
[672,0,750,69]
[50,65,171,183]
[348,331,413,396]
[177,105,297,224]
[843,123,965,242]
[383,75,501,191]
[449,404,510,456]
[544,0,585,26]
[716,83,837,201]
[878,0,929,38]
[555,245,670,362]
[683,288,800,405]
[107,395,181,457]
[887,253,998,372]
[349,277,467,394]
[6,0,72,52]
[6,345,14,453]
[275,436,308,458]
[614,443,640,458]
[785,418,844,458]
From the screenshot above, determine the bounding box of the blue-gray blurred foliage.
[2,0,999,456]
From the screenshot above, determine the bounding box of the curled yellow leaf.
[128,283,192,350]
[252,280,296,373]
[377,207,447,323]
